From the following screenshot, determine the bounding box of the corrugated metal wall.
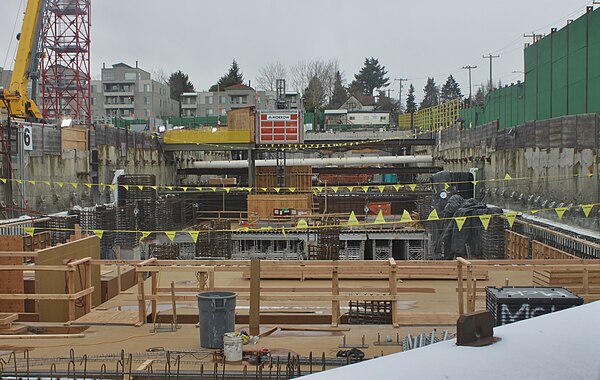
[461,7,600,130]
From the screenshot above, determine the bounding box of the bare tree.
[256,62,287,91]
[290,59,339,101]
[150,68,169,84]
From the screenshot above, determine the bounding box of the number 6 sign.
[23,125,33,151]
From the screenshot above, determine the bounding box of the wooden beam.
[457,260,464,316]
[331,266,340,327]
[137,272,146,325]
[67,270,75,322]
[389,261,398,328]
[151,273,157,322]
[249,259,260,336]
[136,359,154,371]
[0,252,38,258]
[171,281,178,328]
[0,265,74,271]
[66,257,92,267]
[0,333,85,339]
[136,257,157,267]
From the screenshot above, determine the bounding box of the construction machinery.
[0,0,45,121]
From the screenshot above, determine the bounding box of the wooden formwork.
[505,230,530,259]
[247,193,313,221]
[531,240,579,260]
[255,166,313,193]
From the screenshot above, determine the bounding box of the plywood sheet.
[36,236,101,322]
[72,310,139,326]
[247,193,313,220]
[0,235,24,312]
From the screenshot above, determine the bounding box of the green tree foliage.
[440,75,462,103]
[375,90,398,126]
[329,71,347,107]
[167,71,194,101]
[473,85,486,106]
[304,76,326,113]
[420,77,439,109]
[209,60,244,92]
[350,57,390,96]
[406,84,417,114]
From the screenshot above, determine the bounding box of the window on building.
[206,108,214,116]
[205,96,214,105]
[144,84,151,92]
[220,96,226,104]
[125,72,137,81]
[159,99,163,107]
[380,116,386,121]
[145,109,151,117]
[91,85,97,93]
[144,96,149,105]
[221,108,226,116]
[349,116,355,121]
[102,71,114,81]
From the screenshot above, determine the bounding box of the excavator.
[0,0,45,121]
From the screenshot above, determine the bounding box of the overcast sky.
[0,0,595,102]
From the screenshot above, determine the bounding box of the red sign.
[257,111,303,144]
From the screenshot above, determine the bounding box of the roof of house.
[112,62,133,68]
[224,83,254,91]
[348,94,376,106]
[302,301,600,380]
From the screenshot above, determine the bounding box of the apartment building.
[180,84,302,117]
[91,62,179,122]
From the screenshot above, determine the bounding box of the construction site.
[0,1,599,379]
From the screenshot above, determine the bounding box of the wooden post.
[466,264,474,313]
[331,266,340,327]
[388,258,398,328]
[471,278,477,311]
[457,260,464,315]
[505,278,510,286]
[66,269,75,323]
[209,269,215,291]
[583,268,590,295]
[151,272,158,323]
[198,271,208,291]
[116,246,122,294]
[249,260,260,336]
[171,281,178,329]
[137,272,146,325]
[84,261,92,314]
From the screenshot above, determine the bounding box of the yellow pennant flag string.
[401,210,412,223]
[374,210,386,224]
[408,184,417,192]
[24,227,35,237]
[582,204,594,218]
[296,219,309,229]
[188,231,200,242]
[165,231,177,241]
[555,207,567,220]
[479,214,491,230]
[93,230,104,239]
[505,212,517,228]
[428,209,439,221]
[347,211,360,226]
[455,216,467,231]
[361,186,370,193]
[141,231,152,241]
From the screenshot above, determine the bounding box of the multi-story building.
[91,62,179,122]
[0,67,11,89]
[180,84,302,118]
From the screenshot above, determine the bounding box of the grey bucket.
[197,291,237,349]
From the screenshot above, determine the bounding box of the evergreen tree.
[167,71,195,101]
[420,77,439,109]
[406,84,417,114]
[351,57,390,95]
[209,60,244,91]
[440,75,462,103]
[329,71,347,107]
[304,76,326,113]
[473,85,486,106]
[375,90,398,126]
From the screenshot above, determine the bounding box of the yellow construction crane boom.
[0,0,44,120]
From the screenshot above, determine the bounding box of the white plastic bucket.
[223,333,243,362]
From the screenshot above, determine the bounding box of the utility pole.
[461,66,477,104]
[394,78,407,110]
[482,54,500,90]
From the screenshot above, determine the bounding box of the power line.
[461,66,477,103]
[482,54,500,89]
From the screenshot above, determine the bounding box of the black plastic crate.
[486,286,583,326]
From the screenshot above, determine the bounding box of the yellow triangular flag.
[479,214,492,230]
[505,212,517,228]
[137,185,143,191]
[0,178,6,184]
[555,207,567,220]
[141,231,152,241]
[361,186,369,192]
[28,180,36,185]
[332,186,339,193]
[165,231,177,241]
[261,187,268,192]
[444,183,449,191]
[297,219,308,229]
[188,231,200,242]
[289,187,296,193]
[57,182,64,188]
[347,211,360,226]
[84,183,92,189]
[224,188,231,193]
[531,210,540,214]
[347,186,354,192]
[196,187,203,191]
[582,204,594,217]
[44,181,51,186]
[378,185,385,193]
[428,209,439,220]
[93,230,104,239]
[504,173,512,180]
[211,187,217,192]
[401,210,412,223]
[455,216,467,231]
[245,187,252,192]
[315,187,323,193]
[272,187,280,193]
[122,185,129,190]
[166,186,173,190]
[408,184,417,191]
[393,184,401,192]
[472,180,478,186]
[15,179,22,184]
[150,186,157,190]
[374,210,386,224]
[24,227,35,237]
[281,227,287,238]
